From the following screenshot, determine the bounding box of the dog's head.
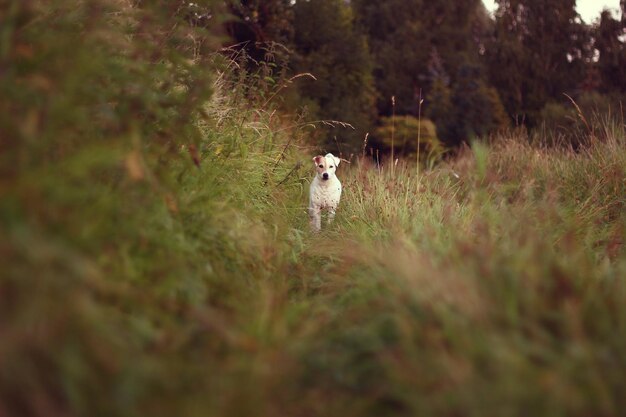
[313,153,341,181]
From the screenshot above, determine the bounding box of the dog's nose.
[322,173,329,180]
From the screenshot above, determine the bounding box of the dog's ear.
[313,155,324,165]
[325,153,340,167]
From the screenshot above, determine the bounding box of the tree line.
[224,0,626,154]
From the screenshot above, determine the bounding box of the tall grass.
[305,126,626,416]
[2,2,626,416]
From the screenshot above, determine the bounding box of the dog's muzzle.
[322,173,329,180]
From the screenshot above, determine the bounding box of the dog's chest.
[310,179,342,209]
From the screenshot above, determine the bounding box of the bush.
[373,115,444,165]
[537,92,624,147]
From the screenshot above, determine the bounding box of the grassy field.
[2,3,626,416]
[3,72,626,416]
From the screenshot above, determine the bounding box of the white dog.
[309,153,342,232]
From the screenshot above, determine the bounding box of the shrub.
[537,91,624,147]
[373,115,444,165]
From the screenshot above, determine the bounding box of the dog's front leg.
[327,207,336,225]
[309,206,321,232]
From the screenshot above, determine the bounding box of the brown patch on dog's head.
[313,153,339,181]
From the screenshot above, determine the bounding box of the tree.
[426,46,508,147]
[352,0,508,146]
[352,0,488,117]
[225,0,295,62]
[351,0,427,116]
[293,0,376,153]
[486,0,590,124]
[425,49,454,143]
[449,63,509,144]
[594,10,626,95]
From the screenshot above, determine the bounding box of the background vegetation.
[1,1,625,417]
[229,0,625,152]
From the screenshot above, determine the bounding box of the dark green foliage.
[292,0,376,154]
[226,0,377,154]
[351,0,427,116]
[352,0,488,116]
[487,0,591,125]
[425,49,455,142]
[373,115,443,163]
[538,91,625,147]
[426,52,508,147]
[594,10,626,95]
[420,0,487,79]
[228,0,295,44]
[352,0,508,146]
[222,0,625,149]
[426,78,454,140]
[225,0,295,63]
[448,63,509,145]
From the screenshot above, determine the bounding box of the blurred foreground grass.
[1,1,626,416]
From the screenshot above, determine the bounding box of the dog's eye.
[318,164,323,168]
[329,166,334,168]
